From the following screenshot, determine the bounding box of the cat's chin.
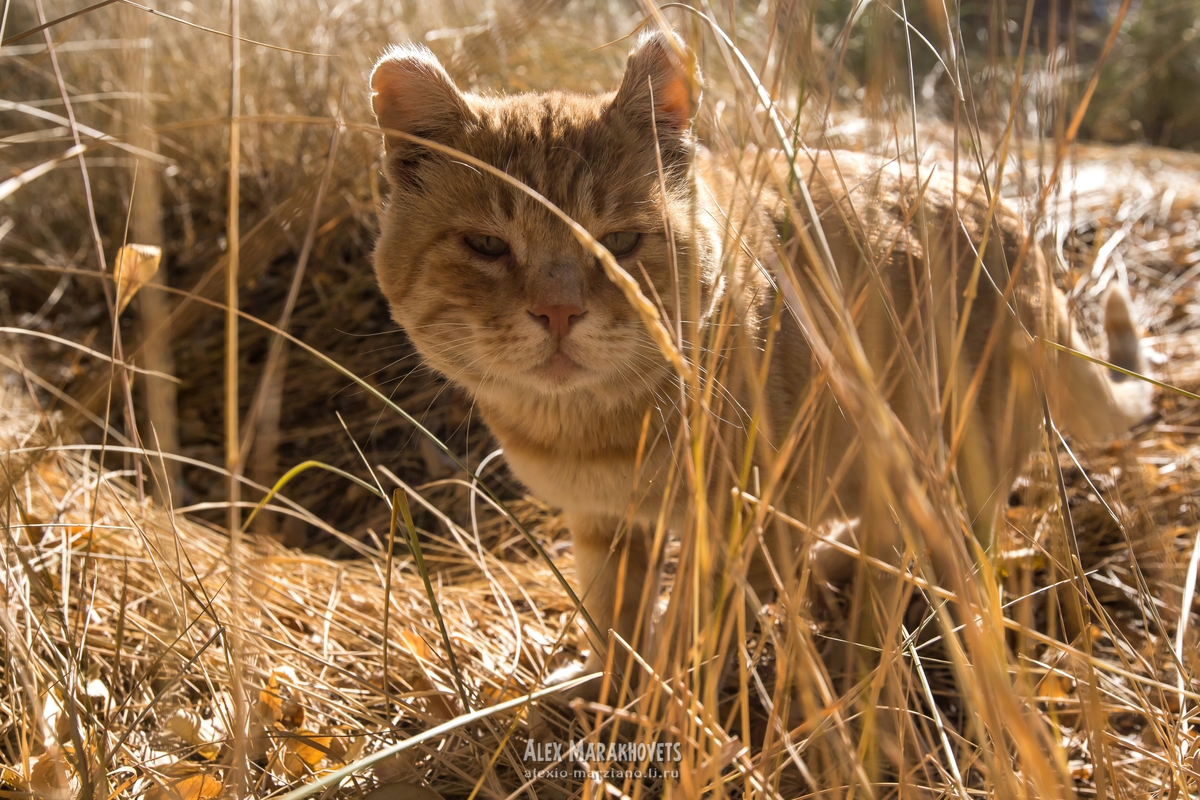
[526,350,590,390]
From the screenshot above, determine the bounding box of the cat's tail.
[1049,284,1154,442]
[1103,284,1144,377]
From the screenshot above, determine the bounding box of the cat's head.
[369,31,703,402]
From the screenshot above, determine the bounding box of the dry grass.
[0,378,591,798]
[4,1,1200,798]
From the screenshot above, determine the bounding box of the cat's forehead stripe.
[458,92,651,227]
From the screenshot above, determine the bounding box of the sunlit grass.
[2,1,1200,798]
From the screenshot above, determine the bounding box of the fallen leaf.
[255,671,284,726]
[1037,671,1073,701]
[398,629,432,661]
[365,782,446,800]
[257,666,310,734]
[398,630,457,720]
[280,690,305,730]
[147,772,223,800]
[323,725,366,764]
[282,728,333,774]
[480,682,526,704]
[113,243,162,314]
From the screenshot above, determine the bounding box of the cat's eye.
[464,234,510,258]
[600,231,640,257]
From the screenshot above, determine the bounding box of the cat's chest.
[479,399,677,520]
[501,442,643,517]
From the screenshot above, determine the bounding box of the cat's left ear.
[612,30,701,135]
[370,44,471,154]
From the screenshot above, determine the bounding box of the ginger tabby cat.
[368,31,1151,694]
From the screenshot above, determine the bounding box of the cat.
[368,30,1152,697]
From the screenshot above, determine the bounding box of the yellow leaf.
[323,724,369,765]
[398,629,432,661]
[259,666,304,727]
[1037,672,1072,700]
[286,729,332,769]
[258,670,283,720]
[364,783,446,800]
[148,773,223,800]
[113,243,162,315]
[481,682,526,704]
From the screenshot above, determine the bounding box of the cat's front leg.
[546,511,658,700]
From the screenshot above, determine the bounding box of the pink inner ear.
[370,65,404,130]
[654,70,691,128]
[370,48,468,149]
[614,32,699,133]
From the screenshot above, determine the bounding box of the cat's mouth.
[535,349,582,384]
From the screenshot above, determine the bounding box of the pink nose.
[529,303,584,340]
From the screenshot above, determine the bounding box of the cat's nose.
[529,303,585,340]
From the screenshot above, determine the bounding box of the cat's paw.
[544,659,603,703]
[809,517,861,584]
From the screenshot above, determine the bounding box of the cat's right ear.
[370,45,471,155]
[612,30,700,137]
